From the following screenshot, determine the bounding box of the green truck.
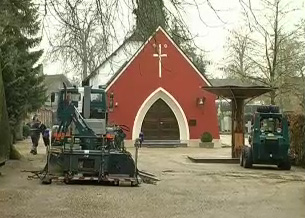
[240,105,291,170]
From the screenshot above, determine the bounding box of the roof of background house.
[44,74,72,92]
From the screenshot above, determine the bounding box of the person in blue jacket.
[39,123,50,147]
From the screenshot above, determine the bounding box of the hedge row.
[286,113,305,167]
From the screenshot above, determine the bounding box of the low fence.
[38,108,53,128]
[27,108,54,128]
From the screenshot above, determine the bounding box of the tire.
[64,173,72,184]
[41,176,52,185]
[64,177,71,184]
[131,181,139,187]
[240,152,244,166]
[257,105,279,113]
[270,106,280,113]
[243,146,253,168]
[278,160,291,170]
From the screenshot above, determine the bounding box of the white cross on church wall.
[153,44,167,78]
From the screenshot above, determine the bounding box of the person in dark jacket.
[139,132,144,148]
[28,115,41,155]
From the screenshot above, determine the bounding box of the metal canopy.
[203,85,274,158]
[203,86,274,99]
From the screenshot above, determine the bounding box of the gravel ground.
[0,139,304,218]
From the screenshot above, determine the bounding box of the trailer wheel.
[41,176,52,185]
[278,160,291,170]
[64,177,71,184]
[131,181,139,187]
[243,146,253,168]
[64,173,72,184]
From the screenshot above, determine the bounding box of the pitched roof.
[44,74,72,92]
[86,26,211,90]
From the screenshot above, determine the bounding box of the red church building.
[86,26,219,146]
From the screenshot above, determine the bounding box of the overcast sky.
[41,0,305,79]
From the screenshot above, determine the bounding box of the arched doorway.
[132,87,189,141]
[141,99,179,140]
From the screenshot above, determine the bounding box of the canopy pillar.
[231,98,244,158]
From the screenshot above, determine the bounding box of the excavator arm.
[54,100,100,150]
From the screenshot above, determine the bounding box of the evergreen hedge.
[286,113,305,167]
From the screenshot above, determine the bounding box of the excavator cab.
[56,87,106,121]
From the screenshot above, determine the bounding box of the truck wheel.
[278,161,291,170]
[243,147,253,168]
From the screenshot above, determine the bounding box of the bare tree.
[225,29,256,81]
[291,19,305,111]
[45,0,116,80]
[226,0,302,105]
[44,0,230,82]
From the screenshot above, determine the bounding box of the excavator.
[39,84,143,186]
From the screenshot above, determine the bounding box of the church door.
[141,99,179,140]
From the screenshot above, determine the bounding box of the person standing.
[28,115,41,155]
[139,132,144,148]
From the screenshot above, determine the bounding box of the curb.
[187,156,239,164]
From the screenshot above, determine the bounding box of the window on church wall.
[188,119,197,126]
[109,92,114,111]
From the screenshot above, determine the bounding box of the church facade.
[87,26,219,145]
